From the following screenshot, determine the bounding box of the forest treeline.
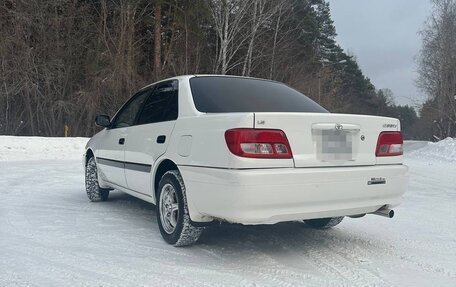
[0,0,429,138]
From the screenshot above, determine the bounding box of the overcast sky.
[328,0,433,107]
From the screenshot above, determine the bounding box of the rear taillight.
[224,128,293,158]
[376,131,403,157]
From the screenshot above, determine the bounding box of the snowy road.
[0,137,455,286]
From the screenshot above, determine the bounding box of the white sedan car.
[84,75,408,246]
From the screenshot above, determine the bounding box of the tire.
[157,170,203,247]
[304,217,344,229]
[85,157,110,202]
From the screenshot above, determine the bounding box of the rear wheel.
[304,217,344,229]
[85,157,110,202]
[157,170,203,247]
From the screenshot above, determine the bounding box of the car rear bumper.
[180,164,409,224]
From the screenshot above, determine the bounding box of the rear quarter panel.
[166,114,294,169]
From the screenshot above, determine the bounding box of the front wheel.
[304,217,344,229]
[157,170,203,247]
[85,157,110,202]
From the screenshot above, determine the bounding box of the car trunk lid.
[254,112,400,167]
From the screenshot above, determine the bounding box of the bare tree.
[418,0,456,137]
[208,0,251,74]
[154,0,162,79]
[241,0,281,77]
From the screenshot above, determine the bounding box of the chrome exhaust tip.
[372,207,394,218]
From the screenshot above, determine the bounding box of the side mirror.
[95,115,111,127]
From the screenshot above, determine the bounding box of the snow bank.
[403,140,429,153]
[0,136,88,161]
[407,137,456,162]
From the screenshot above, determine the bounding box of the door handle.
[119,138,125,145]
[156,135,166,144]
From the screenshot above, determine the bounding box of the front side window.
[137,80,178,125]
[111,90,150,129]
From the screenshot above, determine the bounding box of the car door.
[96,89,150,188]
[124,80,179,195]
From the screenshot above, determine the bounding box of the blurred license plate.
[319,130,353,161]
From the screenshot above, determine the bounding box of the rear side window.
[137,80,178,125]
[189,77,327,113]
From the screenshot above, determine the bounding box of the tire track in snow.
[231,227,358,287]
[259,227,391,287]
[320,232,393,286]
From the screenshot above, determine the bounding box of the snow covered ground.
[1,136,455,287]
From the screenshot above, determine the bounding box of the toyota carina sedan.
[83,75,408,246]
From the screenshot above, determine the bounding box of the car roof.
[138,74,279,91]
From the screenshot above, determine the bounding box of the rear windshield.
[189,76,328,113]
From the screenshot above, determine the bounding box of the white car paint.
[85,75,408,224]
[96,127,128,188]
[124,120,176,194]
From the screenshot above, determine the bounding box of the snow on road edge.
[0,136,89,161]
[406,137,456,162]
